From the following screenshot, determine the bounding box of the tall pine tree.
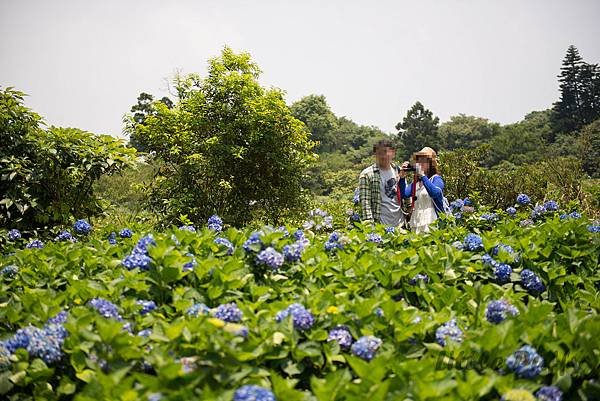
[395,101,440,159]
[551,45,600,136]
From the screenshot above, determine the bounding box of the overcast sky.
[2,0,599,138]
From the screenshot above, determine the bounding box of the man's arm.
[359,174,374,223]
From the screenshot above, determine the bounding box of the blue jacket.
[399,175,445,214]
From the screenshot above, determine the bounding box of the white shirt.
[379,167,403,226]
[410,181,438,233]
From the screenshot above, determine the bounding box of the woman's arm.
[399,177,412,199]
[421,175,444,203]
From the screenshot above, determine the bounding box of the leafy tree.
[126,92,173,152]
[131,47,316,226]
[290,95,339,152]
[577,118,600,177]
[395,101,440,159]
[0,87,137,229]
[439,114,501,150]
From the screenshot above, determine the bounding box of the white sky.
[1,0,599,138]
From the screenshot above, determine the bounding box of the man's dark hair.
[373,139,395,153]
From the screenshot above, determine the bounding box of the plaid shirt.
[358,163,398,223]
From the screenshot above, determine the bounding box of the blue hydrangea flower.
[588,225,600,233]
[349,212,361,222]
[450,199,464,211]
[214,237,234,255]
[47,311,68,325]
[506,206,517,216]
[89,298,122,320]
[303,209,333,231]
[233,385,275,401]
[243,232,263,253]
[506,345,544,378]
[367,233,383,244]
[122,252,152,271]
[120,228,133,238]
[385,226,395,234]
[282,242,305,262]
[409,273,429,285]
[481,253,498,267]
[255,247,284,270]
[463,198,473,206]
[486,299,519,324]
[55,230,76,242]
[463,233,483,252]
[73,219,92,235]
[213,303,243,323]
[4,327,35,353]
[521,269,545,293]
[543,200,559,212]
[351,335,382,361]
[137,300,156,315]
[276,226,289,237]
[293,229,305,241]
[535,386,563,401]
[516,194,530,206]
[108,232,117,245]
[452,240,464,250]
[520,219,534,227]
[491,244,520,263]
[495,263,513,283]
[374,307,384,317]
[207,215,223,232]
[325,231,344,252]
[353,188,360,205]
[25,326,65,364]
[138,329,152,338]
[435,319,463,346]
[327,326,353,349]
[560,211,582,220]
[187,303,210,317]
[25,239,44,249]
[0,265,18,277]
[275,303,314,331]
[7,229,21,241]
[481,213,498,222]
[179,225,196,232]
[530,205,547,220]
[183,253,197,271]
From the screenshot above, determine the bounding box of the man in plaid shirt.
[358,140,404,226]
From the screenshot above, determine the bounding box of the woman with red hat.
[398,147,446,233]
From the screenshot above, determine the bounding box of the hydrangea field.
[1,197,599,401]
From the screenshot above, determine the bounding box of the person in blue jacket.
[398,146,445,233]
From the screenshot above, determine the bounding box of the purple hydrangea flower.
[179,225,196,232]
[367,233,383,244]
[89,298,122,320]
[506,345,544,378]
[255,247,284,270]
[275,303,314,331]
[327,326,353,349]
[233,385,275,401]
[137,300,156,315]
[243,232,263,253]
[520,219,534,227]
[535,386,563,401]
[25,239,44,249]
[1,265,18,277]
[351,335,382,361]
[282,242,305,262]
[516,193,530,206]
[486,299,519,323]
[543,200,559,212]
[186,303,210,317]
[73,219,92,235]
[409,273,430,285]
[435,319,463,346]
[463,233,483,252]
[213,302,243,323]
[207,215,223,232]
[7,229,21,241]
[214,237,234,255]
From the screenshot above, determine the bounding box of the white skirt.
[410,184,438,233]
